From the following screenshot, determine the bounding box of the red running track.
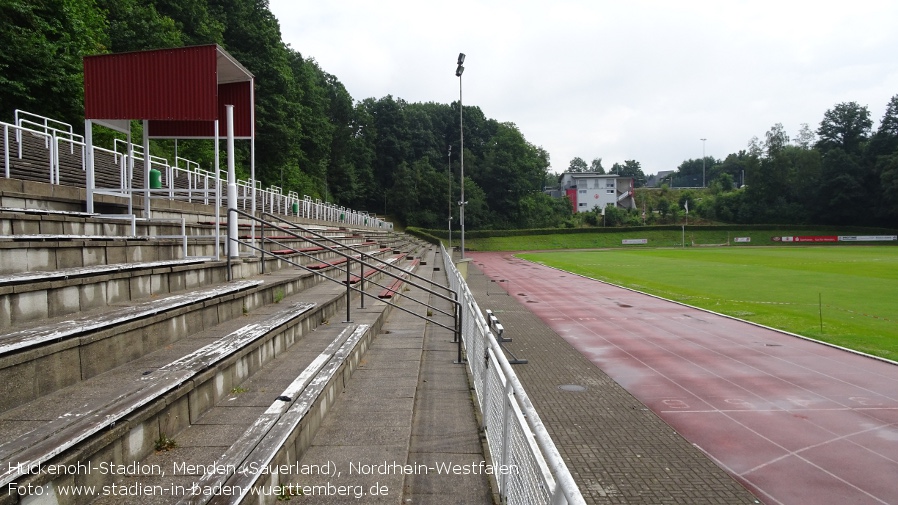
[470,251,898,505]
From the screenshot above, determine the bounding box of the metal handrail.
[262,210,453,297]
[14,110,80,153]
[5,110,393,230]
[441,243,585,505]
[1,121,53,180]
[226,208,461,341]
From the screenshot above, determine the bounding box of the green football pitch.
[517,246,898,361]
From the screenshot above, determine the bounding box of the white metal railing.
[1,112,392,231]
[2,121,51,180]
[441,244,585,505]
[15,110,82,154]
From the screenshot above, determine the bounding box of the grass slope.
[518,247,898,361]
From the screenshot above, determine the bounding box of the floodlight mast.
[448,145,452,249]
[455,53,466,258]
[701,138,707,187]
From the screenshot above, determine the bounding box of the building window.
[606,182,615,188]
[579,189,586,194]
[606,189,614,194]
[578,203,587,207]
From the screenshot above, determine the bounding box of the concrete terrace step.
[0,259,206,287]
[0,301,317,488]
[0,239,216,275]
[0,234,384,280]
[0,207,99,218]
[74,246,487,505]
[0,234,151,241]
[0,258,230,328]
[0,260,398,504]
[266,243,376,257]
[80,316,384,505]
[177,324,372,505]
[378,259,421,299]
[0,280,262,355]
[346,255,403,285]
[0,247,397,413]
[0,210,172,237]
[0,279,263,414]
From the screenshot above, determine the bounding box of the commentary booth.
[83,44,255,258]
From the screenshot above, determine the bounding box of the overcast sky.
[269,0,898,176]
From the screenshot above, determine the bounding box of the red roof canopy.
[84,45,254,139]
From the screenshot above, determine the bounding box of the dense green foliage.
[661,98,898,227]
[517,247,898,361]
[2,1,895,230]
[0,0,564,230]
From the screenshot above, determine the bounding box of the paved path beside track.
[467,251,898,505]
[465,252,762,505]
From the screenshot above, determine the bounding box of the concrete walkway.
[464,253,760,505]
[287,248,494,504]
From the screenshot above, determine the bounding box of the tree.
[867,94,898,160]
[348,101,377,210]
[479,122,550,227]
[816,149,866,224]
[869,94,898,221]
[568,157,588,172]
[713,151,751,187]
[99,0,183,52]
[814,102,874,224]
[364,95,410,194]
[518,192,571,228]
[323,73,363,206]
[656,197,671,219]
[780,145,822,216]
[755,123,792,202]
[816,101,872,155]
[590,157,605,173]
[747,136,763,158]
[678,190,698,215]
[208,0,304,193]
[712,173,735,193]
[611,159,645,186]
[877,94,898,137]
[764,123,790,157]
[673,157,714,187]
[794,123,816,149]
[603,205,629,227]
[878,154,898,221]
[1,0,576,230]
[0,0,108,125]
[154,0,224,45]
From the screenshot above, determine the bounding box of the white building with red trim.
[558,172,636,213]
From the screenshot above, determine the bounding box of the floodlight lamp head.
[457,53,465,65]
[455,65,464,77]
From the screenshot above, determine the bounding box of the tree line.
[2,1,894,230]
[565,157,647,186]
[666,98,898,227]
[561,97,897,229]
[0,0,568,229]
